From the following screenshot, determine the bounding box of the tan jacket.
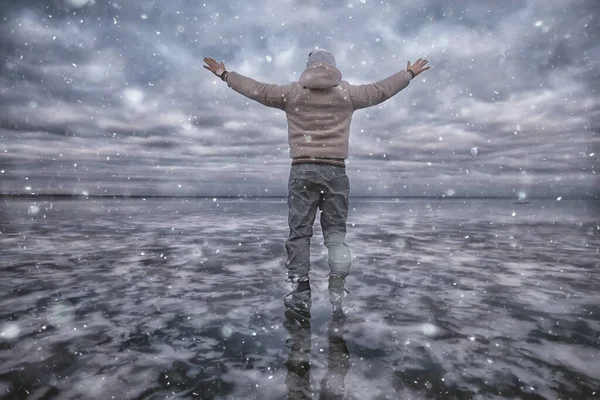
[225,63,412,160]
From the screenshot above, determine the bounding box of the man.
[203,49,430,315]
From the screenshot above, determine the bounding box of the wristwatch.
[215,68,229,81]
[407,69,415,79]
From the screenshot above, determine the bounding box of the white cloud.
[65,0,95,8]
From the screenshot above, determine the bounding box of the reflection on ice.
[420,322,439,337]
[0,323,20,339]
[221,324,234,338]
[0,198,598,399]
[46,300,76,326]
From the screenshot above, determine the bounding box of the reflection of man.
[318,316,350,399]
[203,50,430,312]
[283,286,350,399]
[283,295,313,399]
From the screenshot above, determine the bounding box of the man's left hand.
[203,57,226,76]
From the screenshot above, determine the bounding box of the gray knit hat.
[306,49,336,67]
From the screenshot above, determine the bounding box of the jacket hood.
[299,63,342,89]
[307,49,336,68]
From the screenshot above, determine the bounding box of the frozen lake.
[0,198,599,399]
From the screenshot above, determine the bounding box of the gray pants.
[285,163,352,281]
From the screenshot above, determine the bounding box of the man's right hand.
[407,58,430,77]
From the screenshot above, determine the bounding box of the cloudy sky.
[0,0,598,198]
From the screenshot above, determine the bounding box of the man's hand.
[407,58,430,77]
[203,57,226,76]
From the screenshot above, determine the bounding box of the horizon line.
[0,194,597,201]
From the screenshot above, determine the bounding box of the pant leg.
[319,167,351,279]
[285,165,321,281]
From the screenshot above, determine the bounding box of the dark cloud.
[0,0,598,198]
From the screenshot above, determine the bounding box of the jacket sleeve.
[225,72,292,110]
[347,70,412,110]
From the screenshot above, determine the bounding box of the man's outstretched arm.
[203,57,292,110]
[347,58,430,110]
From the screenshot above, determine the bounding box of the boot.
[328,275,349,319]
[284,278,312,320]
